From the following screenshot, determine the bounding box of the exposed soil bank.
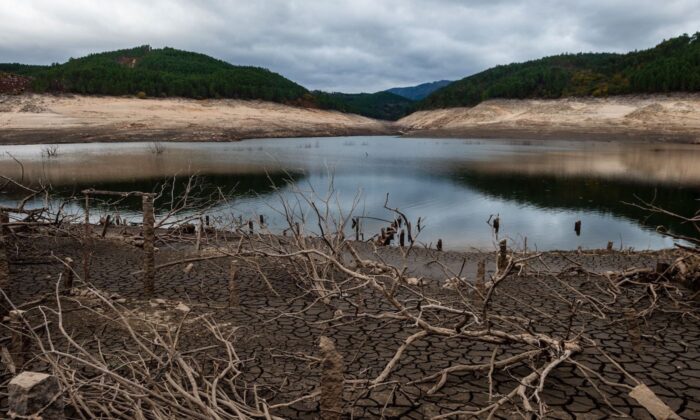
[398,95,700,143]
[0,94,396,144]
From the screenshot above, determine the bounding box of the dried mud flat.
[0,94,395,144]
[2,230,699,419]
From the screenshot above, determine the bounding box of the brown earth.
[2,229,698,419]
[398,95,700,143]
[0,94,395,144]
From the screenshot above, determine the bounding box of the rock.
[8,371,64,418]
[175,303,190,313]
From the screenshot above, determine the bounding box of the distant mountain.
[0,46,309,103]
[419,33,700,110]
[385,80,452,100]
[313,91,413,121]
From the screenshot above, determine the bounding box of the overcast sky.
[1,0,699,92]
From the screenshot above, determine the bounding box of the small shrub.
[136,91,147,99]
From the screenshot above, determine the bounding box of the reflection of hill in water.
[452,170,699,238]
[3,172,303,214]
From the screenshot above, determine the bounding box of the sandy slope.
[398,95,700,143]
[0,94,394,144]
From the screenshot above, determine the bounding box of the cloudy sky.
[1,0,699,92]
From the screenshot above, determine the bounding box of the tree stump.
[9,371,64,419]
[436,239,443,251]
[574,220,582,236]
[142,195,155,297]
[497,239,508,273]
[9,310,30,369]
[62,257,74,294]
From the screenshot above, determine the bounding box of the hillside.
[0,94,394,144]
[314,91,414,120]
[386,80,452,100]
[419,33,700,110]
[0,46,309,103]
[399,95,700,143]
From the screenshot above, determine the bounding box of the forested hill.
[386,80,452,100]
[313,91,414,121]
[419,33,700,110]
[0,46,309,103]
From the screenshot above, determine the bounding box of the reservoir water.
[1,136,698,250]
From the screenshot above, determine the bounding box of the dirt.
[398,95,700,143]
[0,94,395,144]
[2,230,698,419]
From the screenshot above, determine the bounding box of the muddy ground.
[1,230,699,419]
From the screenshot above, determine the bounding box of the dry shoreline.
[2,93,700,144]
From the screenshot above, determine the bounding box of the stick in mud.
[9,309,30,369]
[62,257,74,294]
[142,194,155,297]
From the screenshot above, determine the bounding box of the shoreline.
[2,94,700,145]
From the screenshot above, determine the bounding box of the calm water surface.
[1,136,698,250]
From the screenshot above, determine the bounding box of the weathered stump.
[496,239,508,273]
[0,215,9,316]
[9,371,64,419]
[9,310,30,369]
[82,194,91,283]
[62,257,74,294]
[142,194,155,297]
[436,239,443,251]
[319,336,344,420]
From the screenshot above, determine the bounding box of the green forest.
[0,46,308,103]
[419,33,700,109]
[2,33,700,119]
[313,91,414,120]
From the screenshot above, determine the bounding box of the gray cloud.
[1,0,698,92]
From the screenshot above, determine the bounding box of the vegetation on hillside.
[314,91,414,120]
[0,46,308,103]
[419,33,700,109]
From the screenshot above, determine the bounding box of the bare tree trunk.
[142,194,155,297]
[83,194,91,283]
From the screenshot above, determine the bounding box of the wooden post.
[399,230,405,247]
[228,260,239,308]
[0,215,9,316]
[0,210,9,236]
[523,236,528,254]
[493,216,500,235]
[62,257,74,294]
[497,239,508,273]
[248,220,254,235]
[83,194,91,283]
[142,194,155,297]
[9,310,30,369]
[259,214,265,227]
[574,220,582,236]
[436,239,443,251]
[100,214,111,238]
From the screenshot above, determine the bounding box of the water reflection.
[0,137,697,250]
